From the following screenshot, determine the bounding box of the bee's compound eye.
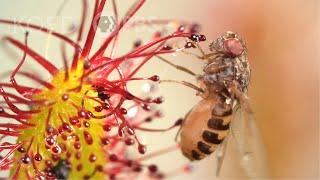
[223,38,244,57]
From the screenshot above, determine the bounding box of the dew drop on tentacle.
[69,117,80,126]
[125,138,135,146]
[101,137,110,145]
[61,94,69,101]
[153,96,164,104]
[17,146,26,153]
[149,75,160,82]
[21,155,31,164]
[103,124,112,132]
[134,39,142,48]
[0,107,4,113]
[185,42,196,48]
[34,153,42,161]
[177,25,185,32]
[83,131,93,145]
[76,164,83,171]
[162,45,172,50]
[189,34,200,42]
[73,142,81,150]
[119,108,127,115]
[138,144,147,154]
[148,164,158,173]
[89,154,97,163]
[109,154,118,162]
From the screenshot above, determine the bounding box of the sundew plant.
[0,0,205,179]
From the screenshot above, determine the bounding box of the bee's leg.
[216,137,229,177]
[156,55,197,76]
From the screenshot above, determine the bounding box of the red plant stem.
[126,33,190,57]
[0,87,39,114]
[10,32,30,95]
[11,163,21,180]
[82,35,185,79]
[4,37,58,75]
[0,143,20,150]
[111,77,149,83]
[127,43,165,78]
[80,0,105,59]
[45,108,53,128]
[0,112,34,126]
[0,19,80,49]
[0,123,28,130]
[26,136,35,153]
[0,111,30,120]
[0,83,39,94]
[70,0,90,70]
[84,96,105,106]
[109,0,119,58]
[0,158,16,171]
[77,0,88,42]
[90,0,146,60]
[17,71,55,89]
[1,92,36,105]
[31,154,45,178]
[127,49,176,59]
[60,43,70,81]
[129,19,189,28]
[99,33,189,77]
[112,0,119,23]
[25,168,32,179]
[0,130,21,136]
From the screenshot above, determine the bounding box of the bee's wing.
[230,99,270,179]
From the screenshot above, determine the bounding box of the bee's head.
[210,31,245,57]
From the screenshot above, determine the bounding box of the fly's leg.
[174,110,192,142]
[159,79,207,98]
[182,41,219,61]
[156,55,197,76]
[228,81,253,114]
[174,125,183,142]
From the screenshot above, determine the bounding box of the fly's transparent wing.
[230,101,270,179]
[215,135,229,176]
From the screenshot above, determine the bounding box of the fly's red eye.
[223,38,244,57]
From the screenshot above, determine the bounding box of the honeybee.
[159,31,268,178]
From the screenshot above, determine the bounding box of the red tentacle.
[0,130,21,136]
[18,71,54,89]
[0,87,40,115]
[0,19,80,49]
[60,43,70,81]
[0,83,39,95]
[4,37,58,75]
[77,0,88,42]
[79,0,105,60]
[90,0,146,60]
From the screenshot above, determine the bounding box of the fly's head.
[210,31,246,58]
